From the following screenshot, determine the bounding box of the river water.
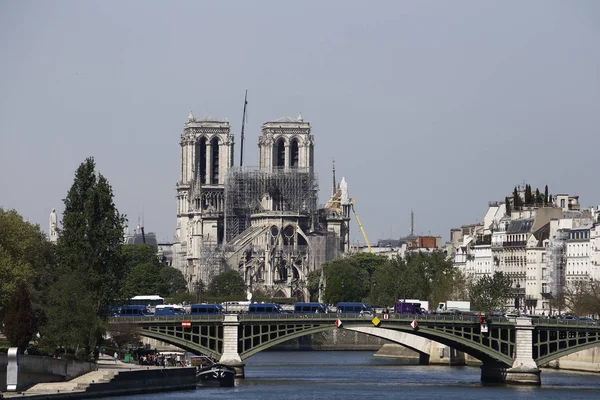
[114,351,600,400]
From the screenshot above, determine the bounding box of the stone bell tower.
[173,112,234,287]
[258,114,314,171]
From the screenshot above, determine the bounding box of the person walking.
[114,352,118,364]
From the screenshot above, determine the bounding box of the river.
[114,351,600,399]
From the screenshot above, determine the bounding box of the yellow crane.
[350,199,372,253]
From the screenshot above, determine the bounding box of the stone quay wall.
[0,354,97,391]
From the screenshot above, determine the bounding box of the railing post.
[218,314,245,378]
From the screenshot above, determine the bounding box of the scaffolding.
[196,243,226,286]
[224,167,318,242]
[546,230,568,295]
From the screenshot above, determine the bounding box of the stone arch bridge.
[108,313,600,385]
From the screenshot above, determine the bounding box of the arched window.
[290,139,299,168]
[211,137,219,184]
[195,137,207,183]
[274,138,285,168]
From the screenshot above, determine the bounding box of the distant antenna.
[239,90,248,167]
[332,158,336,196]
[410,210,414,236]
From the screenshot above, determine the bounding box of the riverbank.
[2,356,196,399]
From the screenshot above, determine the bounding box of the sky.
[1,0,599,244]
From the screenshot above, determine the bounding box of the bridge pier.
[481,317,540,385]
[218,314,245,378]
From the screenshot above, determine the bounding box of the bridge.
[108,313,600,385]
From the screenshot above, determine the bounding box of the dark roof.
[125,232,158,249]
[507,218,534,234]
[532,223,551,246]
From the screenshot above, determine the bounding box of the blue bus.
[336,302,374,315]
[155,304,186,316]
[294,302,328,314]
[117,305,152,317]
[248,303,285,314]
[190,304,223,315]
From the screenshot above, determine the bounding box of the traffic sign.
[410,320,418,330]
[383,313,389,320]
[181,320,192,329]
[480,323,488,333]
[335,319,343,328]
[372,317,381,327]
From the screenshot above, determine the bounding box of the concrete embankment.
[541,347,600,373]
[1,357,196,399]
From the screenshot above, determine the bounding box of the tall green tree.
[468,271,512,311]
[4,282,37,351]
[207,270,247,298]
[159,267,187,296]
[56,157,126,315]
[505,196,511,216]
[0,209,54,323]
[544,185,549,205]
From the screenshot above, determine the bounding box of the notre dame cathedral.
[172,112,351,301]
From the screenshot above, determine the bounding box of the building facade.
[451,187,600,315]
[173,112,350,300]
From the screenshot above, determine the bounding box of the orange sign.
[182,320,192,329]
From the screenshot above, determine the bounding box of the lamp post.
[372,279,377,305]
[194,280,204,304]
[341,280,345,303]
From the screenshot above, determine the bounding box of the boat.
[191,355,236,387]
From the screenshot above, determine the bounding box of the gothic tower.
[258,114,314,171]
[174,112,234,287]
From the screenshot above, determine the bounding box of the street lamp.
[372,279,377,305]
[194,280,204,304]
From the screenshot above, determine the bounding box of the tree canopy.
[207,270,247,299]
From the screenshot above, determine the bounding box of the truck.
[436,301,470,315]
[394,301,424,314]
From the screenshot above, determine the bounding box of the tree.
[544,185,549,205]
[468,272,512,311]
[321,258,369,303]
[207,270,247,298]
[505,196,511,216]
[56,157,126,315]
[0,209,54,323]
[40,271,102,358]
[513,187,521,209]
[108,321,140,356]
[535,188,543,204]
[524,184,532,205]
[121,262,163,297]
[4,282,37,351]
[159,267,187,296]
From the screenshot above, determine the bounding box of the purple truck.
[394,301,424,314]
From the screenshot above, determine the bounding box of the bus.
[294,302,328,314]
[336,302,374,315]
[155,304,186,316]
[128,295,165,307]
[248,303,286,314]
[190,304,223,315]
[117,305,153,317]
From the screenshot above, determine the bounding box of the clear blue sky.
[1,0,599,243]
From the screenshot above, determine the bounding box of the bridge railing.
[238,313,509,324]
[532,318,599,327]
[108,315,224,323]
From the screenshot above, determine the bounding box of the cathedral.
[172,112,351,301]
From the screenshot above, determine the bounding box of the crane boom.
[350,200,372,252]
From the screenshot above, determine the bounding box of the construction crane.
[350,199,372,253]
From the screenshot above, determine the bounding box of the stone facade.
[173,112,351,300]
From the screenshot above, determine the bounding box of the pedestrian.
[114,352,118,364]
